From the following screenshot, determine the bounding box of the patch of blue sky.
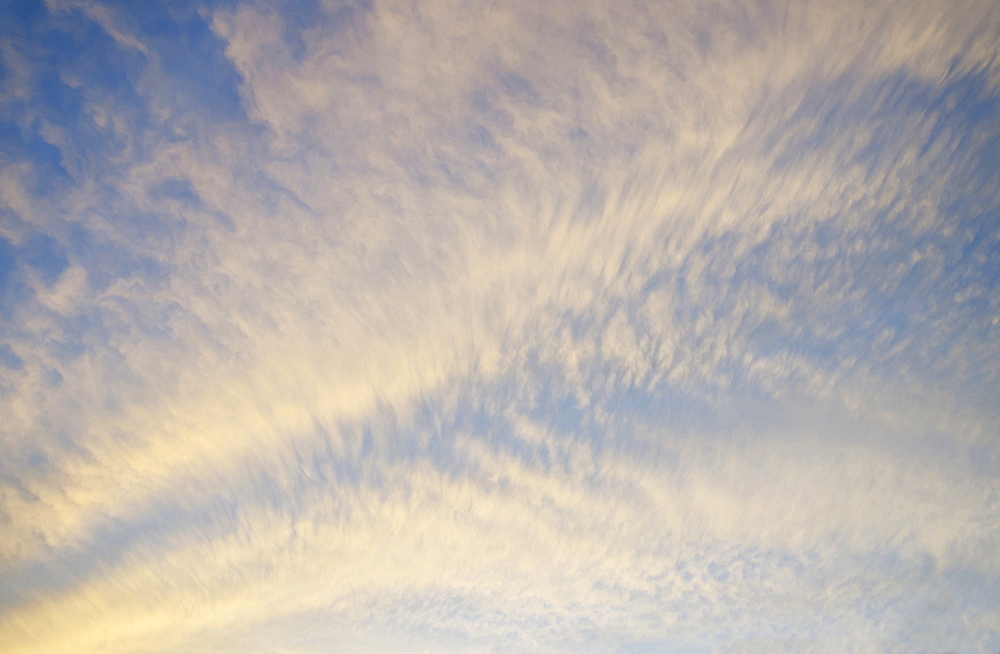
[689,175,1000,409]
[0,236,24,317]
[1,1,245,185]
[2,17,140,156]
[20,232,68,284]
[0,122,69,195]
[0,3,238,314]
[0,342,24,371]
[127,2,246,119]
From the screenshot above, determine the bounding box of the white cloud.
[1,0,997,651]
[1,403,993,651]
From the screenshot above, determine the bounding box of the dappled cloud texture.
[1,0,998,651]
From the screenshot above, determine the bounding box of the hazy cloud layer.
[1,0,998,652]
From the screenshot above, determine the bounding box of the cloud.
[0,0,998,651]
[1,401,995,651]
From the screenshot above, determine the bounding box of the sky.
[0,0,998,652]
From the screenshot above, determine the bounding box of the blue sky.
[1,0,998,652]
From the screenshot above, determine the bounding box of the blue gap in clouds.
[0,235,34,321]
[853,69,1000,389]
[854,69,1000,195]
[107,0,362,125]
[742,66,1000,398]
[3,0,249,174]
[64,222,166,294]
[0,0,47,24]
[150,177,201,205]
[0,229,69,327]
[0,235,16,297]
[118,0,246,122]
[0,343,23,371]
[0,123,70,195]
[22,232,69,285]
[0,3,147,177]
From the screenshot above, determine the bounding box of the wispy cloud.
[1,0,998,651]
